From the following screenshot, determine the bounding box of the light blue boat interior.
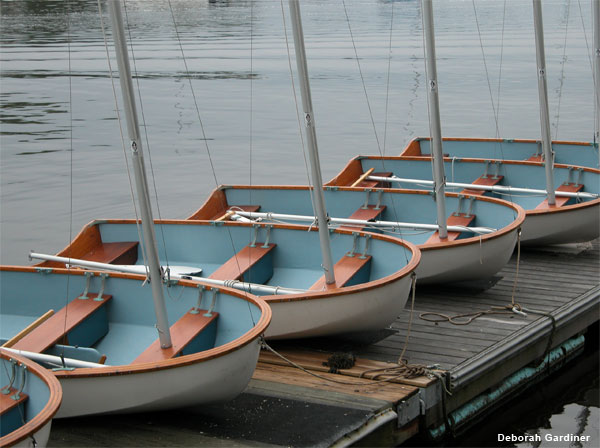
[0,270,263,367]
[0,355,50,437]
[417,139,600,169]
[221,187,519,246]
[96,222,413,292]
[358,157,600,211]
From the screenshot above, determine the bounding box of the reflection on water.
[1,0,597,445]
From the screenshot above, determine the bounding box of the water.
[1,0,597,445]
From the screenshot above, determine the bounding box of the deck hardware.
[362,190,371,209]
[261,225,272,248]
[210,220,224,227]
[347,232,359,257]
[94,273,108,301]
[78,272,94,300]
[375,190,383,210]
[250,225,259,248]
[34,267,53,275]
[190,285,205,314]
[11,364,26,401]
[359,234,371,259]
[482,160,490,179]
[465,196,475,218]
[575,167,583,186]
[492,161,502,179]
[2,359,17,394]
[204,289,218,317]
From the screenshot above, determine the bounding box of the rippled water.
[1,0,597,446]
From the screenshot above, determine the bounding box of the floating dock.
[49,240,599,447]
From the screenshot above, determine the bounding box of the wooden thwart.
[133,309,218,364]
[338,205,387,231]
[81,241,138,265]
[536,183,584,209]
[0,388,28,416]
[310,254,372,290]
[11,294,112,353]
[209,243,276,282]
[357,171,393,188]
[461,175,504,196]
[425,213,476,244]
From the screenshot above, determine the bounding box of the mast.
[421,0,448,239]
[532,0,556,205]
[288,0,335,285]
[594,0,600,145]
[108,1,172,348]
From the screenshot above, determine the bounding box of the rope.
[382,1,395,156]
[123,1,171,273]
[554,0,572,140]
[97,0,148,277]
[419,228,525,326]
[279,0,318,222]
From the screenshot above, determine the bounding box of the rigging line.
[279,0,316,215]
[471,0,516,217]
[580,0,599,142]
[166,0,254,309]
[554,0,572,140]
[63,0,74,357]
[382,1,395,156]
[98,0,148,275]
[122,1,171,270]
[341,0,382,154]
[342,0,408,263]
[495,0,507,140]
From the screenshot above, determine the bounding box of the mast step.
[133,309,219,364]
[535,183,585,209]
[425,213,477,244]
[310,254,372,290]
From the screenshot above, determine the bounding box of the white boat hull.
[417,227,520,284]
[265,273,413,339]
[55,339,261,418]
[12,423,52,448]
[521,202,600,246]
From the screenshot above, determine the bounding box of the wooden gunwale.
[67,219,420,305]
[331,155,600,218]
[0,349,62,447]
[187,184,525,252]
[401,136,596,157]
[0,266,271,379]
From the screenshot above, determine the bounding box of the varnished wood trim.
[0,349,62,447]
[0,266,271,379]
[324,157,364,186]
[2,310,55,348]
[188,188,229,220]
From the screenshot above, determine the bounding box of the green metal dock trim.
[428,334,586,440]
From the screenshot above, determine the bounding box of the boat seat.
[527,154,543,162]
[535,183,584,209]
[211,205,261,221]
[0,388,29,437]
[81,241,139,265]
[132,309,219,364]
[10,293,112,354]
[310,254,372,290]
[209,243,276,284]
[338,205,387,231]
[425,213,476,244]
[461,175,504,196]
[355,172,393,188]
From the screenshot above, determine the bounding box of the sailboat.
[27,0,421,342]
[1,348,62,447]
[401,1,600,170]
[188,184,525,285]
[328,0,600,247]
[0,0,271,419]
[401,137,599,170]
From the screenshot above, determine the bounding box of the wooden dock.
[48,240,599,447]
